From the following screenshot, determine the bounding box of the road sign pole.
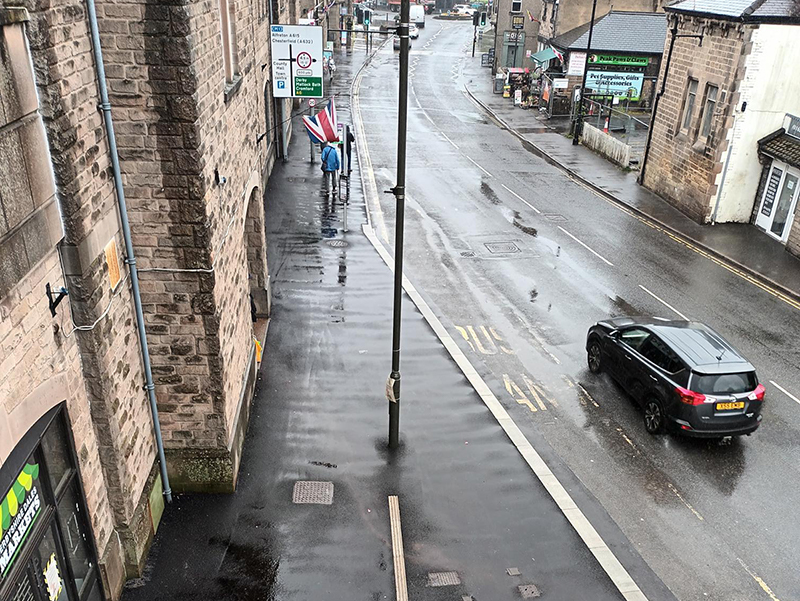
[472,25,476,57]
[308,105,315,164]
[388,0,410,450]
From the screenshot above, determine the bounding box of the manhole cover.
[460,250,476,258]
[328,239,349,248]
[292,481,334,504]
[428,572,461,587]
[542,214,568,222]
[518,584,541,598]
[485,241,521,254]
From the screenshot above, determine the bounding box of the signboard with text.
[567,51,586,76]
[588,54,648,66]
[511,15,524,29]
[586,70,644,100]
[271,25,323,98]
[787,114,800,139]
[0,463,42,578]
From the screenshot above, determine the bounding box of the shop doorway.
[756,163,799,242]
[0,407,103,601]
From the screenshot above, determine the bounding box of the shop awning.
[530,48,558,63]
[758,129,800,168]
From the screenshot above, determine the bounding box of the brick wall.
[93,0,275,491]
[642,14,752,222]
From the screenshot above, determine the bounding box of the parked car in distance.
[586,318,765,438]
[409,23,419,38]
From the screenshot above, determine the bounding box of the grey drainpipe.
[85,0,173,503]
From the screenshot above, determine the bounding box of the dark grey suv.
[586,318,765,437]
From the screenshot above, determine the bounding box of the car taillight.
[748,384,765,401]
[676,386,706,405]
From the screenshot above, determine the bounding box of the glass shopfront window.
[0,405,103,601]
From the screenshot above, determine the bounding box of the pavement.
[462,60,800,304]
[120,40,676,601]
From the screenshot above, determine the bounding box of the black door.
[610,328,651,399]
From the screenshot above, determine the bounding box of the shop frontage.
[1,406,103,601]
[755,121,800,248]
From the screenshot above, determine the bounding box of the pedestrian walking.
[320,141,340,196]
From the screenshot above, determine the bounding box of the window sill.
[224,74,243,103]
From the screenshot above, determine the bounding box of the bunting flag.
[302,98,339,144]
[550,45,564,65]
[527,9,538,22]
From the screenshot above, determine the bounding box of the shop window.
[511,0,522,12]
[40,416,72,495]
[700,84,718,138]
[57,481,94,595]
[681,78,698,132]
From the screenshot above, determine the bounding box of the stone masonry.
[95,0,277,493]
[642,13,752,222]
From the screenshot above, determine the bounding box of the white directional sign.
[270,25,323,98]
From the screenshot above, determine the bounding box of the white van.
[410,4,425,27]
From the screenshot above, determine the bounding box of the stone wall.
[581,122,632,167]
[93,0,275,492]
[642,14,751,222]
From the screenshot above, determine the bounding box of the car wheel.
[644,399,665,435]
[587,339,602,374]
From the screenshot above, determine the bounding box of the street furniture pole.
[388,0,411,449]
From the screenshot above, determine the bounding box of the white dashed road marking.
[638,285,689,320]
[558,226,614,267]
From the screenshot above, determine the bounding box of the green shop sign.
[0,464,42,577]
[588,54,649,66]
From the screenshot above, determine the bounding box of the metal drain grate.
[485,241,521,254]
[428,572,461,587]
[542,214,568,222]
[292,481,334,504]
[460,250,477,258]
[518,584,541,598]
[328,239,349,248]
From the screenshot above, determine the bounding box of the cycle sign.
[270,25,323,98]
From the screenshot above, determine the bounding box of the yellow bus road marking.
[522,375,548,411]
[577,383,600,408]
[467,325,496,354]
[504,374,537,412]
[489,327,515,354]
[454,326,475,352]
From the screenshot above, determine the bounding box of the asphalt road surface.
[356,21,800,601]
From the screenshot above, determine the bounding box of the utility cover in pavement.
[518,584,541,598]
[328,239,349,247]
[427,572,461,587]
[292,481,334,504]
[542,214,568,222]
[485,241,521,254]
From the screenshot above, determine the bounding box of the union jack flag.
[302,98,339,144]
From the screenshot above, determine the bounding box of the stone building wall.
[642,14,751,222]
[0,4,154,598]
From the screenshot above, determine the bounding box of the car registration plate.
[715,401,745,411]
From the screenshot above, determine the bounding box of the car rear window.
[691,372,757,395]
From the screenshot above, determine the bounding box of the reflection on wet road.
[357,21,800,601]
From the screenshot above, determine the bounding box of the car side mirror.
[609,329,619,339]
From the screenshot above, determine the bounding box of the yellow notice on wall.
[105,238,121,290]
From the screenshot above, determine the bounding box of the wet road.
[357,21,800,601]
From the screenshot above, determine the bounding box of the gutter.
[85,0,173,503]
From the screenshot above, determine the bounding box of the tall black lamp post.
[387,0,411,449]
[573,0,597,145]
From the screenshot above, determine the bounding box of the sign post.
[271,25,324,99]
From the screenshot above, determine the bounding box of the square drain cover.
[518,584,541,598]
[428,572,461,587]
[543,214,568,222]
[292,481,334,504]
[484,241,521,254]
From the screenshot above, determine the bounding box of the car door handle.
[649,375,658,382]
[624,355,632,361]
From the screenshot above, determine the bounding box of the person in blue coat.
[320,141,340,196]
